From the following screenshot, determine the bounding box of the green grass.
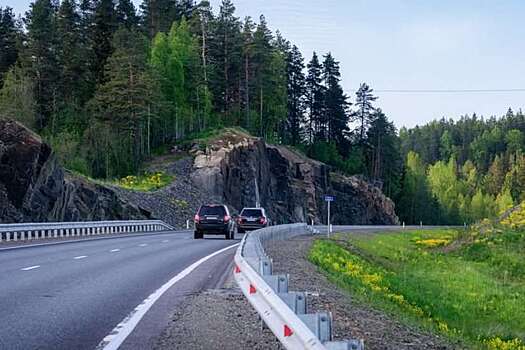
[309,229,525,349]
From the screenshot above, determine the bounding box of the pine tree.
[252,15,273,137]
[0,7,20,88]
[322,53,349,148]
[283,45,306,145]
[305,52,324,144]
[25,0,60,130]
[56,0,84,112]
[365,109,402,199]
[208,0,241,122]
[354,82,377,143]
[140,0,177,39]
[92,0,117,83]
[240,16,255,130]
[116,0,139,29]
[176,0,195,19]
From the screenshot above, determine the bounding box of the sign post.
[324,195,335,237]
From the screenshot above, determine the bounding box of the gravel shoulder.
[154,265,281,350]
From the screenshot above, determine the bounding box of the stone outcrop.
[0,120,397,226]
[0,119,150,223]
[190,130,399,225]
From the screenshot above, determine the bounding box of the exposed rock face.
[191,130,399,225]
[0,119,150,223]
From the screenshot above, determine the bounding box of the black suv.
[236,207,269,233]
[194,204,235,240]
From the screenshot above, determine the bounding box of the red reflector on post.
[284,325,293,337]
[249,284,256,294]
[234,265,241,273]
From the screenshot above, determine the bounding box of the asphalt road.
[0,230,239,350]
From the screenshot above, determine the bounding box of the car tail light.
[194,214,200,223]
[224,215,231,222]
[260,217,267,224]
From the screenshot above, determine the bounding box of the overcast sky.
[5,0,525,128]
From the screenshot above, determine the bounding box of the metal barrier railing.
[234,224,364,350]
[0,220,174,242]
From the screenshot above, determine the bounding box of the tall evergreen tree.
[140,0,177,39]
[0,7,20,88]
[25,0,60,130]
[322,53,349,148]
[208,0,241,122]
[366,109,402,198]
[283,45,306,145]
[116,0,139,29]
[92,0,117,83]
[56,0,84,112]
[240,16,255,130]
[305,52,324,144]
[354,82,377,143]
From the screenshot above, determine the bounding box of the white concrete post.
[6,232,11,242]
[21,231,25,240]
[14,232,18,241]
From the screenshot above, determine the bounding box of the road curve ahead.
[0,231,239,350]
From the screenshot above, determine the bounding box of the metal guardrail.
[0,220,174,243]
[233,224,365,350]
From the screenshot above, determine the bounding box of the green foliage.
[116,172,174,191]
[309,229,525,349]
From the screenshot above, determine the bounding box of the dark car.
[194,204,235,240]
[236,207,269,233]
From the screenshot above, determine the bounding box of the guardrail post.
[6,232,10,242]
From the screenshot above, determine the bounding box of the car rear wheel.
[194,231,203,239]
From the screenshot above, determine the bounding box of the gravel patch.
[154,276,281,349]
[265,235,454,350]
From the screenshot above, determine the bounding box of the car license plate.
[247,218,257,222]
[206,216,218,220]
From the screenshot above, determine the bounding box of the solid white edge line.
[97,243,239,350]
[21,265,40,271]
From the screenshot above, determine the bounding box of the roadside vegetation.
[115,172,174,192]
[309,212,525,349]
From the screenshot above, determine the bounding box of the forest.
[0,0,524,225]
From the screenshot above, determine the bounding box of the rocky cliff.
[0,119,150,223]
[190,129,399,225]
[0,120,398,226]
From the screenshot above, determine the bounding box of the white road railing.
[0,220,174,243]
[234,224,364,350]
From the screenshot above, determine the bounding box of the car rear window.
[241,209,263,217]
[199,205,226,216]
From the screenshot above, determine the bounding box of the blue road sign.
[324,195,335,202]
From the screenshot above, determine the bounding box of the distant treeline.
[0,1,523,224]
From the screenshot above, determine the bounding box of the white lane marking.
[73,255,88,260]
[161,240,169,243]
[98,243,239,350]
[21,265,40,271]
[138,244,148,247]
[110,249,120,252]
